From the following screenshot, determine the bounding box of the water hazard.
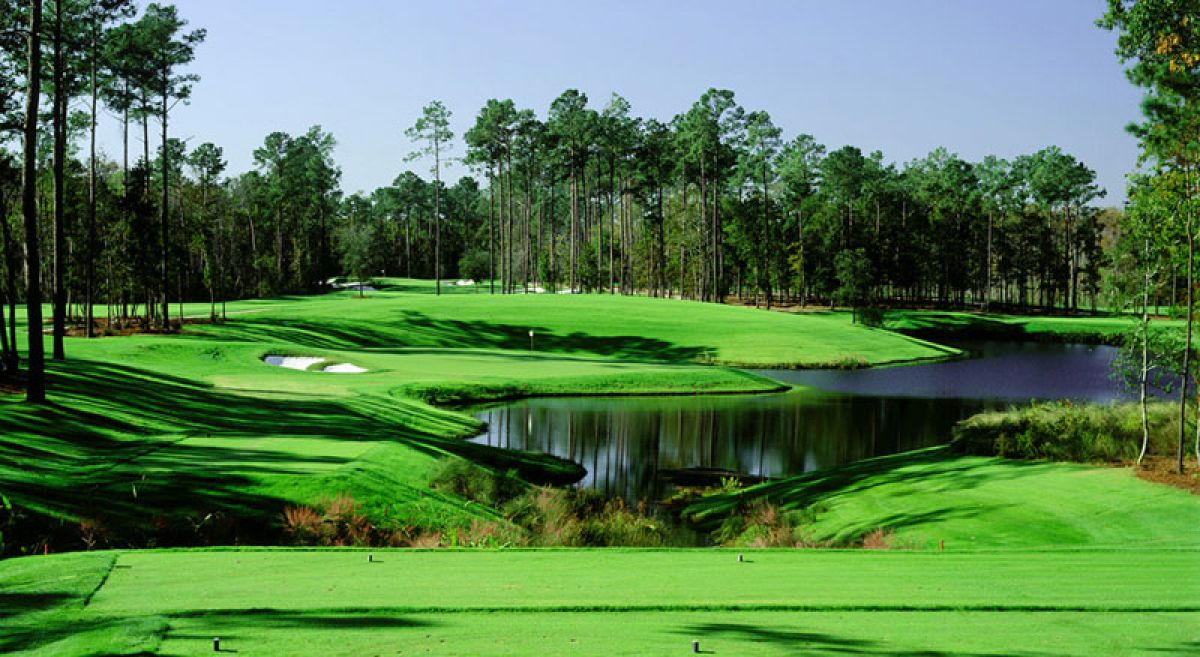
[470,341,1128,501]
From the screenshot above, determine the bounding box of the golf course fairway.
[1,285,1198,656]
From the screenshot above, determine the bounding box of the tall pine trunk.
[488,166,495,294]
[51,2,65,359]
[1138,241,1152,465]
[23,0,45,402]
[86,16,99,338]
[159,78,171,330]
[1180,170,1195,474]
[1,182,19,369]
[433,135,441,296]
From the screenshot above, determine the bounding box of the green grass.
[684,447,1200,550]
[0,340,773,542]
[2,547,1197,655]
[175,283,958,368]
[883,309,1185,343]
[3,284,1200,655]
[12,286,959,548]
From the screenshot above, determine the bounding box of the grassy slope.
[884,309,1186,343]
[0,338,778,537]
[3,548,1197,656]
[4,285,1200,655]
[684,447,1200,549]
[14,285,953,539]
[179,282,959,368]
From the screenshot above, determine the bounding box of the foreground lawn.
[2,548,1197,656]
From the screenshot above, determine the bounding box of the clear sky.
[103,0,1142,204]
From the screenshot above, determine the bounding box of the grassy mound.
[180,283,961,368]
[11,287,920,553]
[683,447,1200,549]
[884,309,1185,344]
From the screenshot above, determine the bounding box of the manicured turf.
[884,309,1185,343]
[86,548,1200,612]
[2,548,1197,656]
[160,610,1199,657]
[4,284,1200,656]
[181,282,960,368]
[684,447,1200,549]
[8,288,861,536]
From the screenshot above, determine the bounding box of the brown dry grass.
[1131,456,1200,495]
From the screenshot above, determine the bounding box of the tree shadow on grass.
[0,357,581,551]
[0,616,156,655]
[1146,641,1200,655]
[187,311,716,363]
[685,447,1049,531]
[886,311,1028,342]
[177,610,439,630]
[676,622,1054,657]
[0,593,74,619]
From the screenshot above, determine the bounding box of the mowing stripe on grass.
[85,549,1200,615]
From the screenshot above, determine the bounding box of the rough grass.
[951,400,1184,462]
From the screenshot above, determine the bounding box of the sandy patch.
[264,356,326,371]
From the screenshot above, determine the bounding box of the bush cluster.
[950,401,1181,462]
[429,459,525,507]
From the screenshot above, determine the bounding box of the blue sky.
[105,0,1141,204]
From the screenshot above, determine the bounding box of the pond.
[469,341,1129,502]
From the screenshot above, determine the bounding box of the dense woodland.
[0,0,1197,474]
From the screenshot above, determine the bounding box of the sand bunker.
[264,356,368,373]
[264,356,326,370]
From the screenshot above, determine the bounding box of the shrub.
[79,517,107,551]
[429,459,525,506]
[714,502,803,547]
[503,486,695,547]
[856,305,885,328]
[950,401,1181,462]
[280,493,376,546]
[860,528,894,550]
[282,505,326,545]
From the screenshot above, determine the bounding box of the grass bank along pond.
[471,341,1134,502]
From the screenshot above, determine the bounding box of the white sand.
[264,356,326,371]
[323,363,367,373]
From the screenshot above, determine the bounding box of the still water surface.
[470,341,1125,501]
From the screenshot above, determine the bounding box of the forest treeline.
[0,0,1195,451]
[0,3,1123,340]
